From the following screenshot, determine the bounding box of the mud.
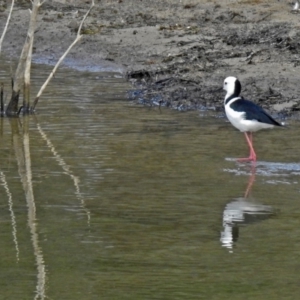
[1,0,300,116]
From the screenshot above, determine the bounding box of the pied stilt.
[293,1,299,11]
[223,76,282,162]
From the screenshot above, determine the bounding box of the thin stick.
[32,0,95,110]
[0,83,3,113]
[24,4,40,110]
[0,0,15,54]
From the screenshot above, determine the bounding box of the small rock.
[68,20,79,30]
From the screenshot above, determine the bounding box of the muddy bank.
[1,0,300,116]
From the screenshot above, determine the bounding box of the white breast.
[225,98,275,132]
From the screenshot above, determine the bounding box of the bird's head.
[223,76,241,98]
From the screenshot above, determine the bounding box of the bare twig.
[23,7,37,111]
[0,83,3,114]
[0,0,15,54]
[32,0,95,110]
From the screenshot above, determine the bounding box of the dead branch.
[0,83,3,114]
[31,0,95,111]
[6,0,43,116]
[23,6,37,112]
[0,0,14,54]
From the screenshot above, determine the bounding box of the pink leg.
[237,132,257,162]
[248,131,253,143]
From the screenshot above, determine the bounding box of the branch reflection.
[0,171,19,262]
[35,119,91,226]
[10,117,46,300]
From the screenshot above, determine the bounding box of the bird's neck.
[224,92,240,105]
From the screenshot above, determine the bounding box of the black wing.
[230,98,282,126]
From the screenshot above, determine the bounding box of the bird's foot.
[236,156,256,162]
[225,156,257,162]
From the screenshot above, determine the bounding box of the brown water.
[1,63,300,299]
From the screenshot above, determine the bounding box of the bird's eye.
[225,82,227,85]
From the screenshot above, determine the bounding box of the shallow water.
[1,62,300,299]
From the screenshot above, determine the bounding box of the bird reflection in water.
[220,164,274,252]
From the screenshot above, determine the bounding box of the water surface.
[0,63,300,299]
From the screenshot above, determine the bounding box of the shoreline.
[1,0,300,117]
